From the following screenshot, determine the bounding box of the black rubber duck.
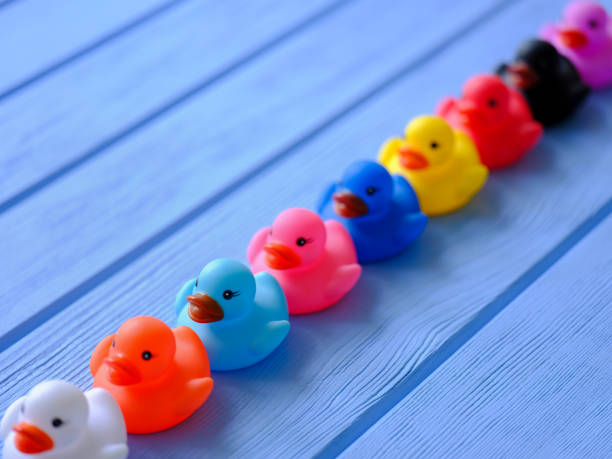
[497,39,590,126]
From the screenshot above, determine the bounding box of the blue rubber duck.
[318,160,427,263]
[175,259,290,371]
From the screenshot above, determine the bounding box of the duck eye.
[296,237,307,246]
[112,339,115,347]
[195,278,198,287]
[222,289,236,300]
[21,403,25,413]
[487,99,497,108]
[52,418,63,428]
[430,141,439,149]
[142,351,152,360]
[589,19,598,28]
[366,187,376,195]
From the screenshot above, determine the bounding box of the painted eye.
[142,351,152,360]
[430,141,439,149]
[52,418,64,428]
[21,403,25,413]
[487,99,497,108]
[366,187,376,195]
[223,290,235,300]
[296,237,307,246]
[195,278,198,287]
[112,339,115,347]
[588,19,598,28]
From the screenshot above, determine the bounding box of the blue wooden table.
[1,0,611,457]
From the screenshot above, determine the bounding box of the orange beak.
[399,146,429,170]
[13,422,54,454]
[264,242,301,270]
[507,62,539,89]
[560,28,588,48]
[104,354,141,385]
[333,191,369,218]
[186,293,224,323]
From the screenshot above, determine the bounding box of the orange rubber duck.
[90,316,213,434]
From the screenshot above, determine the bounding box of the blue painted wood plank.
[340,216,612,459]
[0,0,338,207]
[0,0,502,341]
[1,1,611,457]
[0,0,174,96]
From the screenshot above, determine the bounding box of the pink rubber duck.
[541,1,612,88]
[437,74,543,170]
[248,208,361,315]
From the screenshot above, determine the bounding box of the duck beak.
[399,146,429,170]
[263,242,301,270]
[457,99,483,121]
[333,191,369,218]
[507,62,539,89]
[186,293,224,323]
[104,354,141,385]
[13,422,54,454]
[560,28,588,48]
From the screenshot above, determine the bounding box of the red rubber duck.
[90,316,213,434]
[437,74,543,169]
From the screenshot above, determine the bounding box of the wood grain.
[341,216,612,458]
[0,0,170,95]
[0,0,335,204]
[1,0,611,457]
[0,0,503,339]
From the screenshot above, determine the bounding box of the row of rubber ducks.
[2,2,611,457]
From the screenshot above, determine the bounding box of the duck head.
[506,40,562,89]
[457,75,511,128]
[332,160,393,219]
[398,115,455,172]
[9,380,88,454]
[558,1,608,53]
[263,208,326,271]
[104,316,175,386]
[187,259,256,323]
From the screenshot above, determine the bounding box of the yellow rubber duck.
[378,115,488,216]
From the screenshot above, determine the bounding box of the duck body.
[437,74,542,169]
[379,116,488,216]
[318,160,427,262]
[248,208,361,314]
[90,316,213,434]
[540,1,612,88]
[497,39,590,126]
[176,259,290,371]
[1,381,128,459]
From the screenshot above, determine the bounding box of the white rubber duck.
[1,380,128,459]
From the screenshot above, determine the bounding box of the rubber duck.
[437,74,543,169]
[318,160,427,262]
[248,208,361,314]
[1,380,128,459]
[378,115,488,216]
[90,316,213,434]
[497,39,590,126]
[540,1,612,88]
[175,259,290,371]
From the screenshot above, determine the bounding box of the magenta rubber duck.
[541,1,612,88]
[437,74,543,170]
[248,208,361,315]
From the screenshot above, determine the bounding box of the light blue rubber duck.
[175,258,290,371]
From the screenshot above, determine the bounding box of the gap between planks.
[0,0,354,215]
[0,0,188,102]
[313,196,612,458]
[0,0,519,353]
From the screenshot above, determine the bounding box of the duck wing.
[90,334,114,377]
[175,277,197,317]
[1,396,25,440]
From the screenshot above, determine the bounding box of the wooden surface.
[1,0,611,457]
